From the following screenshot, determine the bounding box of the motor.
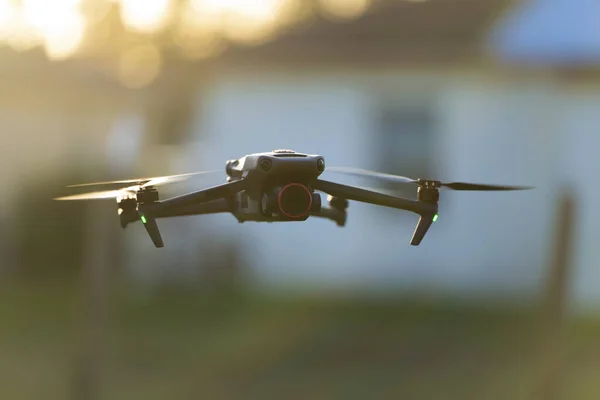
[117,195,138,228]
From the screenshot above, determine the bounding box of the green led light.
[141,215,148,224]
[432,214,439,222]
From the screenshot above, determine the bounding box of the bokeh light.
[0,0,380,83]
[41,11,86,60]
[0,0,14,36]
[0,1,23,43]
[21,0,87,60]
[0,0,87,57]
[119,0,173,33]
[191,0,288,45]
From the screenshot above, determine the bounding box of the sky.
[490,0,600,65]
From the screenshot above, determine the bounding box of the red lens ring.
[277,183,313,218]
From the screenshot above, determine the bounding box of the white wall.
[175,67,569,298]
[555,88,600,310]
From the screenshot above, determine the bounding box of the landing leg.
[410,214,436,246]
[140,214,164,248]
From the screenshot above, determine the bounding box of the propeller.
[66,170,221,188]
[55,170,221,201]
[436,182,532,191]
[326,166,533,191]
[326,167,417,184]
[54,186,140,201]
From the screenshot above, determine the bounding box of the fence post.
[537,190,576,400]
[72,202,112,400]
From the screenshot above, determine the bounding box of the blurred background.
[1,0,600,398]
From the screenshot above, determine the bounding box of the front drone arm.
[146,179,248,214]
[148,198,232,219]
[132,180,247,248]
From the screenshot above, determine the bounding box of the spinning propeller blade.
[56,170,223,201]
[54,189,134,201]
[440,182,532,191]
[326,167,533,191]
[67,170,221,188]
[326,167,417,184]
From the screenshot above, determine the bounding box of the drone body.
[224,149,326,223]
[56,149,531,248]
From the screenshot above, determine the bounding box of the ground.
[0,281,599,400]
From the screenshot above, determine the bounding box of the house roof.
[217,0,515,66]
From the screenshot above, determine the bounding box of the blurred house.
[5,0,600,307]
[138,0,561,297]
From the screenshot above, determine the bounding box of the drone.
[55,149,532,248]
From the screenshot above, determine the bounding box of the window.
[371,98,436,220]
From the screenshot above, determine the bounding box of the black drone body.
[56,149,532,248]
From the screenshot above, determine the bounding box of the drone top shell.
[272,149,296,154]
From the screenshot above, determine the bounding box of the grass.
[1,280,600,399]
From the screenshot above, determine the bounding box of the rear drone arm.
[312,179,436,215]
[311,179,438,245]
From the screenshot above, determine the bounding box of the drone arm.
[148,198,232,219]
[313,179,438,246]
[149,179,247,213]
[311,179,436,216]
[131,180,245,248]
